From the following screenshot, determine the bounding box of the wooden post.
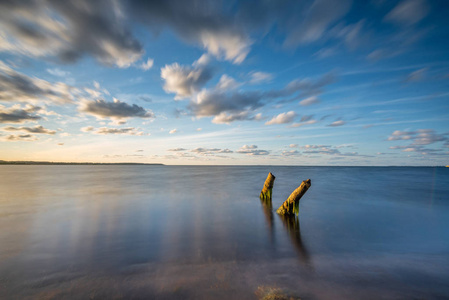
[260,172,275,202]
[276,179,311,216]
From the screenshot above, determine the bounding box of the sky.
[0,0,448,166]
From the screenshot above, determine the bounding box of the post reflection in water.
[278,214,311,266]
[259,197,275,245]
[259,196,311,267]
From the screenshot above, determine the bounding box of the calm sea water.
[0,166,448,299]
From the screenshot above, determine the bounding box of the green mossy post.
[260,172,275,202]
[276,179,311,216]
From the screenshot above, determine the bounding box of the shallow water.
[0,166,448,299]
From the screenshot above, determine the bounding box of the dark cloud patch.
[3,125,56,134]
[0,105,41,123]
[180,71,336,124]
[0,0,143,67]
[80,99,154,119]
[0,61,75,103]
[126,0,251,63]
[3,134,37,141]
[139,96,152,103]
[0,0,366,66]
[189,89,263,118]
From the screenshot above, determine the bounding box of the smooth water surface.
[0,166,448,299]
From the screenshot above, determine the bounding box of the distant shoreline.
[0,161,164,166]
[0,161,445,167]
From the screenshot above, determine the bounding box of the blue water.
[0,166,448,299]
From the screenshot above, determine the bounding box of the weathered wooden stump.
[276,179,311,216]
[260,172,275,202]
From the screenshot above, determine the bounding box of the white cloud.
[81,126,94,132]
[249,72,273,84]
[169,128,178,134]
[405,68,427,82]
[200,30,251,64]
[161,55,213,99]
[299,96,320,106]
[265,111,296,125]
[212,111,261,124]
[384,0,429,25]
[47,68,70,77]
[140,58,154,71]
[216,75,241,91]
[327,120,346,127]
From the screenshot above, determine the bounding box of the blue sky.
[0,0,448,165]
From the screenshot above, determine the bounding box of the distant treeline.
[0,160,163,166]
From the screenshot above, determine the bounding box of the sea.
[0,165,448,299]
